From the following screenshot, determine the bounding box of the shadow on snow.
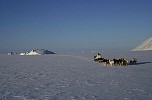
[129,62,152,65]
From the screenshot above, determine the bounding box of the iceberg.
[20,49,55,55]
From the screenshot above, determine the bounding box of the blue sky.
[0,0,152,53]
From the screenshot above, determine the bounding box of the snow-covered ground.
[0,51,152,100]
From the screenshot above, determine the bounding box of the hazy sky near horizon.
[0,0,152,53]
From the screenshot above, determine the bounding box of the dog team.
[94,53,137,66]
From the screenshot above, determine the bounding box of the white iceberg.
[20,49,55,55]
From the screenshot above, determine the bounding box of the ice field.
[0,51,152,100]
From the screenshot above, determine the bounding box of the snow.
[0,51,152,100]
[133,37,152,51]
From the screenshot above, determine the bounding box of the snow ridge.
[132,37,152,51]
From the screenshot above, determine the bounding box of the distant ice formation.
[20,49,55,55]
[132,37,152,51]
[8,52,17,55]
